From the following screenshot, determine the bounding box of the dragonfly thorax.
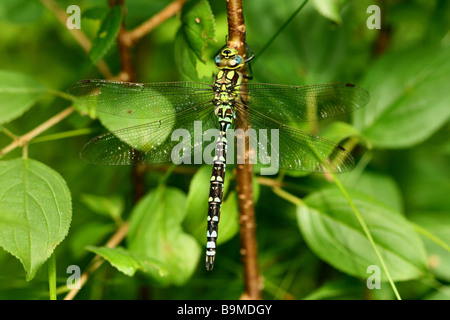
[213,69,241,111]
[212,48,246,128]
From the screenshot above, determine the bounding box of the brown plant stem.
[226,0,262,300]
[117,24,135,81]
[110,0,136,82]
[109,0,147,204]
[373,0,390,56]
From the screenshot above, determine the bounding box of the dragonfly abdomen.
[205,105,235,271]
[205,67,240,270]
[206,151,225,270]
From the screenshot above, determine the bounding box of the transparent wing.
[234,102,355,173]
[73,79,362,171]
[68,80,213,120]
[240,82,369,122]
[80,102,218,165]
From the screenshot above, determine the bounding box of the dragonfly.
[68,45,369,271]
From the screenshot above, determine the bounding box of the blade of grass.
[341,150,373,186]
[254,0,308,61]
[30,128,93,144]
[48,253,57,300]
[272,186,303,206]
[303,129,401,299]
[330,173,402,300]
[412,222,450,252]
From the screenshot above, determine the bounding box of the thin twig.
[0,106,75,157]
[272,187,303,206]
[226,0,262,300]
[257,176,283,188]
[1,127,18,140]
[63,222,130,300]
[255,0,308,61]
[126,0,187,46]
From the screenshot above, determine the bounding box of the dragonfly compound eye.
[215,55,222,66]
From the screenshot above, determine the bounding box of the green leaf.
[183,166,214,240]
[86,246,168,278]
[0,158,72,280]
[353,46,450,148]
[89,5,123,65]
[174,29,202,82]
[311,0,343,24]
[424,286,450,300]
[180,0,216,62]
[82,6,108,21]
[319,121,362,145]
[341,171,403,212]
[409,211,450,281]
[80,193,124,223]
[297,187,428,281]
[127,185,200,285]
[218,191,239,242]
[69,221,115,260]
[303,278,363,300]
[0,70,47,124]
[397,137,450,212]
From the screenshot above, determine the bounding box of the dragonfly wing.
[68,80,213,120]
[234,103,355,173]
[241,82,369,122]
[80,102,218,165]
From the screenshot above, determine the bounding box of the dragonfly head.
[214,47,245,70]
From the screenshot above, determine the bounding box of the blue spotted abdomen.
[205,105,234,271]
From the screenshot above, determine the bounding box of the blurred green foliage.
[0,0,449,300]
